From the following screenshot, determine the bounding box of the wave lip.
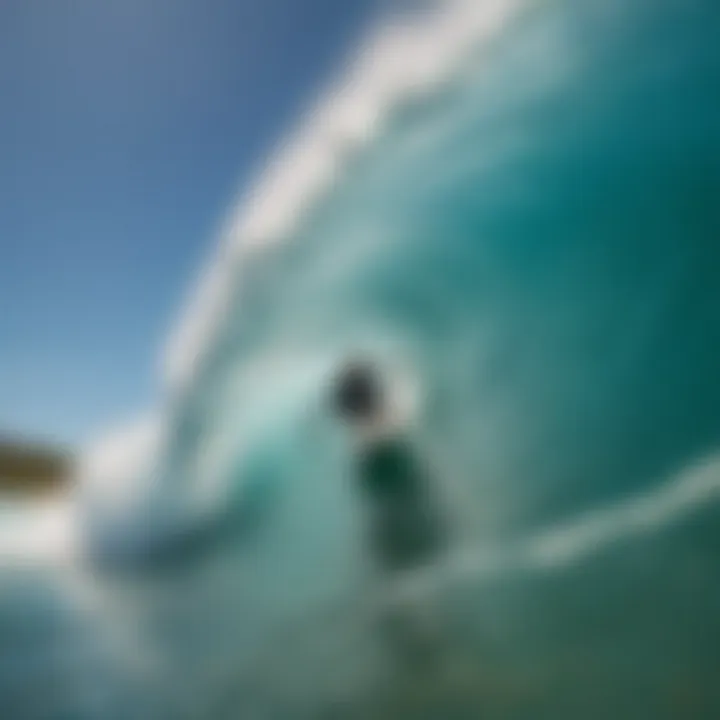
[163,0,524,397]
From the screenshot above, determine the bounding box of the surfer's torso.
[357,436,444,572]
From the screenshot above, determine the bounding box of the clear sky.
[1,0,384,445]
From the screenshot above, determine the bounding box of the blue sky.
[0,0,384,444]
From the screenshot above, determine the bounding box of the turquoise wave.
[5,0,720,717]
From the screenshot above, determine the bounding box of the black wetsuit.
[357,437,444,573]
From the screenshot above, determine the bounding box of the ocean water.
[4,0,720,717]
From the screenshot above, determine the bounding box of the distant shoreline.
[0,438,72,496]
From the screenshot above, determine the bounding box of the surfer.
[330,358,449,679]
[331,358,445,576]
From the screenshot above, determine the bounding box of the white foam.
[164,0,523,396]
[392,453,720,602]
[526,454,720,569]
[0,417,162,564]
[0,498,78,566]
[75,413,162,518]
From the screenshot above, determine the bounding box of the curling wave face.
[6,0,720,717]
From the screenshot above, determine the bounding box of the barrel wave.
[4,0,720,717]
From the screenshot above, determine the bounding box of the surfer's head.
[331,360,384,423]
